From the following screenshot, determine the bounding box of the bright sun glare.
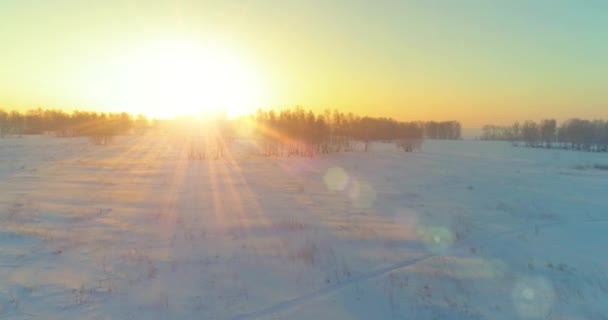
[96,39,266,119]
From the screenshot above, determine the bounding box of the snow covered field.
[1,135,608,319]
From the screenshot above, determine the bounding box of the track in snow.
[230,254,436,320]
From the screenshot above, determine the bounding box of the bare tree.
[540,119,557,148]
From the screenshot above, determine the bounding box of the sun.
[94,38,267,119]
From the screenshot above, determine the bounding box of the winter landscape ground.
[1,135,608,319]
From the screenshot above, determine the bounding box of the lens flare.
[323,167,350,192]
[417,226,454,253]
[348,180,377,209]
[511,276,556,319]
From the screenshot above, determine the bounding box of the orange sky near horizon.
[1,1,606,127]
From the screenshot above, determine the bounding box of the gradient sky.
[1,0,607,127]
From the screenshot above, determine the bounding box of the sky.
[1,0,607,127]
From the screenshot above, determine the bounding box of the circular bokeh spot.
[323,167,349,192]
[512,276,555,319]
[417,226,454,253]
[348,180,377,209]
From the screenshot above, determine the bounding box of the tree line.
[250,108,461,157]
[0,108,150,143]
[423,121,462,140]
[1,107,462,154]
[481,119,608,152]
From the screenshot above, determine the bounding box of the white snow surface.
[1,135,608,319]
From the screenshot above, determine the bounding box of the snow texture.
[1,135,607,319]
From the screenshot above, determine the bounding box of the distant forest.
[0,108,151,143]
[250,108,460,156]
[481,119,608,152]
[1,108,461,155]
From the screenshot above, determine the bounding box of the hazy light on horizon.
[1,1,606,126]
